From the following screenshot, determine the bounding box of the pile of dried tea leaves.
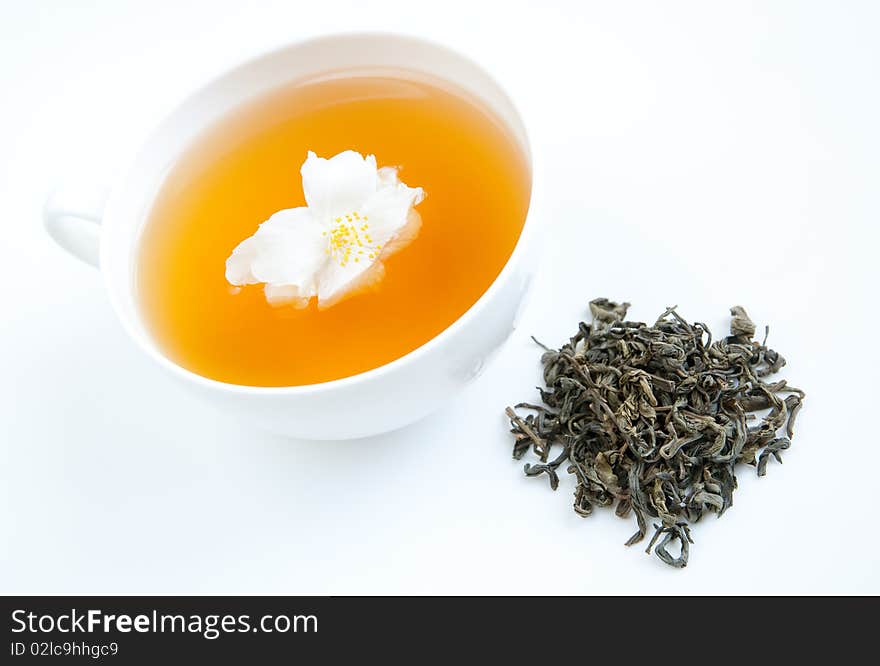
[505,299,804,568]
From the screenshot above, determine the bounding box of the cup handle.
[43,182,110,268]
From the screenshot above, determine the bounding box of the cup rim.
[102,31,538,396]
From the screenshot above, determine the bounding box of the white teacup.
[44,33,538,440]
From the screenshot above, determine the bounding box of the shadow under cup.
[100,34,536,439]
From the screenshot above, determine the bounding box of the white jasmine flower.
[226,150,425,309]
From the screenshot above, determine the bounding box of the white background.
[1,0,878,594]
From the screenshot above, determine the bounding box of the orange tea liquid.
[137,73,531,386]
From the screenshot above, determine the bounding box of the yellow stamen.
[324,210,385,268]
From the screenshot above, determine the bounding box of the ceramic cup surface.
[45,33,539,440]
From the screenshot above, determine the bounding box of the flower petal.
[264,284,312,309]
[226,207,326,306]
[317,259,386,310]
[301,150,377,221]
[225,236,261,285]
[361,167,425,247]
[315,167,424,307]
[379,208,422,259]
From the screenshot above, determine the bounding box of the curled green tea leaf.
[505,300,804,568]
